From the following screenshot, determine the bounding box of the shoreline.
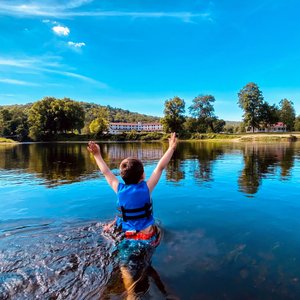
[1,133,300,144]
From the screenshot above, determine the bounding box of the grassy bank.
[2,132,300,143]
[0,137,18,143]
[237,133,300,142]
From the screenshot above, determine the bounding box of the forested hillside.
[0,98,160,141]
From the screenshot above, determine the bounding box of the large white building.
[108,122,163,134]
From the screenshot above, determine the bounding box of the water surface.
[1,141,300,299]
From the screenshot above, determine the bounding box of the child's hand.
[87,141,101,156]
[168,132,177,150]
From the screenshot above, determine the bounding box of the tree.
[161,97,185,133]
[294,115,300,131]
[212,119,226,133]
[0,108,12,136]
[279,99,296,131]
[28,97,85,140]
[28,97,57,137]
[0,106,29,140]
[183,117,199,133]
[238,82,264,132]
[59,98,85,133]
[189,95,216,132]
[89,118,109,136]
[259,102,279,128]
[87,107,109,136]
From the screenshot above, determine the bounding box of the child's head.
[120,157,144,184]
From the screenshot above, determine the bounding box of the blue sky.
[0,0,299,120]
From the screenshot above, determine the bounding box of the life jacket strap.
[119,203,152,222]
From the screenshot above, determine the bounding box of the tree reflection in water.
[0,141,298,194]
[238,143,295,194]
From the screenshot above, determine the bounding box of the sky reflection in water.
[0,142,300,299]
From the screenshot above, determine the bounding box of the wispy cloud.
[0,56,107,88]
[0,78,39,86]
[52,25,70,36]
[0,1,212,22]
[0,57,64,68]
[68,41,86,48]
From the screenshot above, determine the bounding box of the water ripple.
[0,220,118,300]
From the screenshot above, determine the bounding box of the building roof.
[110,122,161,126]
[272,122,286,127]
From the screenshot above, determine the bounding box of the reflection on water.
[1,141,300,299]
[0,141,298,193]
[0,143,164,187]
[238,143,295,194]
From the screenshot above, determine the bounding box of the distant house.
[108,122,163,134]
[246,122,287,133]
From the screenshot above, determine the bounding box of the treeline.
[238,83,299,132]
[161,95,227,136]
[1,83,299,141]
[161,82,300,135]
[0,97,160,141]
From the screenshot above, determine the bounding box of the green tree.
[0,106,29,140]
[161,97,185,133]
[279,99,296,131]
[28,97,57,138]
[259,102,279,128]
[0,108,12,136]
[28,97,85,140]
[212,119,226,133]
[294,115,300,131]
[59,98,85,133]
[87,107,109,136]
[238,83,264,132]
[189,95,216,132]
[183,117,199,133]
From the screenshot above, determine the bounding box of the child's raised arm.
[147,132,177,193]
[87,141,119,193]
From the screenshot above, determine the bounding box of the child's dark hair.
[120,157,144,184]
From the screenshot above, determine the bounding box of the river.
[0,141,300,299]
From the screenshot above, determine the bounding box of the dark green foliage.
[1,98,160,141]
[80,102,160,123]
[259,102,279,128]
[0,105,29,141]
[28,97,85,140]
[294,115,300,131]
[213,119,226,133]
[189,95,215,119]
[279,99,296,131]
[161,96,186,134]
[238,82,264,132]
[188,95,225,133]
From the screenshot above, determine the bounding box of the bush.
[140,132,164,141]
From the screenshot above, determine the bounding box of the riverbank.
[0,137,18,143]
[234,133,300,142]
[1,132,300,143]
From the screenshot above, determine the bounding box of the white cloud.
[68,41,86,48]
[43,19,57,25]
[0,78,39,86]
[0,56,108,89]
[52,25,70,36]
[0,56,63,68]
[0,1,213,22]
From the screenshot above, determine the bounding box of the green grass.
[0,137,17,143]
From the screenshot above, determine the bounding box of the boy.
[87,132,177,239]
[87,133,177,299]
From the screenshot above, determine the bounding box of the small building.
[269,122,287,132]
[108,122,163,134]
[246,122,287,133]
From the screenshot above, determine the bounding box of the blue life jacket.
[116,181,154,232]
